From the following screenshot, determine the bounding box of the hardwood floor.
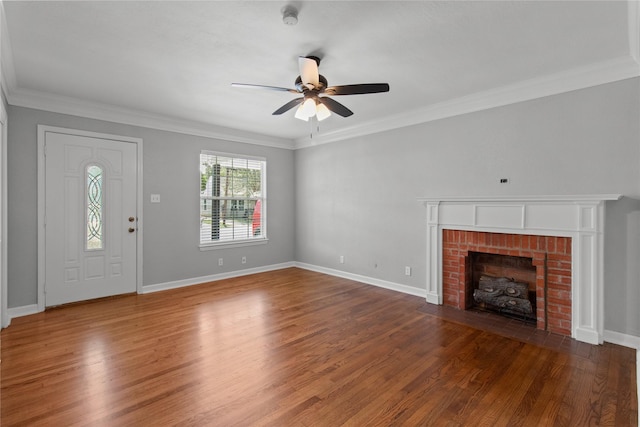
[2,268,637,426]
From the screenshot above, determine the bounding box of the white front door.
[44,131,137,306]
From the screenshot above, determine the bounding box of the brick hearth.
[442,229,572,336]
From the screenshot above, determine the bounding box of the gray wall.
[7,106,295,307]
[295,78,640,337]
[7,78,640,337]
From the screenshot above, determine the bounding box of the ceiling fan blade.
[298,56,319,88]
[272,97,305,115]
[232,83,299,93]
[318,97,353,117]
[324,83,390,96]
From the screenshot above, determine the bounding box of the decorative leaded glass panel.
[86,165,103,250]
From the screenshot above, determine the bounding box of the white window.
[199,151,266,247]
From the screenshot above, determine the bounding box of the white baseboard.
[294,262,427,298]
[7,266,640,355]
[142,262,296,294]
[603,329,640,350]
[7,304,39,321]
[295,263,640,352]
[6,263,297,319]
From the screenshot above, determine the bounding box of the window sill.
[199,238,268,251]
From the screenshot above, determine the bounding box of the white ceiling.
[1,1,639,148]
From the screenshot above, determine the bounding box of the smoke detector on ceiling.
[282,5,298,25]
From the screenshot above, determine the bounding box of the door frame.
[37,125,143,311]
[0,101,7,328]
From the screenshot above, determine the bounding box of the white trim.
[200,149,267,163]
[294,262,427,299]
[141,262,295,294]
[37,125,144,309]
[2,56,637,152]
[0,93,6,328]
[296,262,640,352]
[604,329,640,350]
[417,194,623,204]
[199,239,268,251]
[8,270,639,351]
[9,87,293,150]
[7,304,39,320]
[629,0,640,65]
[135,134,144,295]
[295,56,640,148]
[0,1,17,97]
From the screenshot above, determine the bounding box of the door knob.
[128,217,135,222]
[128,227,135,233]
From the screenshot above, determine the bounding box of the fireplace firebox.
[469,252,537,322]
[442,229,571,335]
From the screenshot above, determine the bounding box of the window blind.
[199,151,266,246]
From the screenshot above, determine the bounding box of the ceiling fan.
[232,56,390,122]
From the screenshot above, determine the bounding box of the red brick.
[547,260,571,271]
[548,269,571,279]
[550,284,571,293]
[545,237,555,253]
[548,253,572,263]
[557,237,572,254]
[511,235,520,249]
[547,289,571,301]
[547,304,571,317]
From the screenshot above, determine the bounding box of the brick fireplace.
[442,229,572,336]
[418,195,621,345]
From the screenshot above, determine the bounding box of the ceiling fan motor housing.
[295,74,328,92]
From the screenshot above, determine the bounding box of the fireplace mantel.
[417,194,621,344]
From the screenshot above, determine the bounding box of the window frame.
[198,150,267,250]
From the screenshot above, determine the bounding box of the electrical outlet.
[150,194,161,203]
[339,255,344,264]
[241,256,247,264]
[218,258,223,266]
[499,178,509,184]
[405,266,411,276]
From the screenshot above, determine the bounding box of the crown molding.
[629,0,640,65]
[7,88,294,149]
[2,1,639,152]
[0,1,15,102]
[9,54,638,152]
[295,55,640,149]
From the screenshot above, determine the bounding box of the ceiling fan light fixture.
[294,104,310,121]
[294,108,309,121]
[295,97,317,120]
[316,102,331,121]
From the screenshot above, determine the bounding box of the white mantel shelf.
[417,194,622,203]
[418,194,623,345]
